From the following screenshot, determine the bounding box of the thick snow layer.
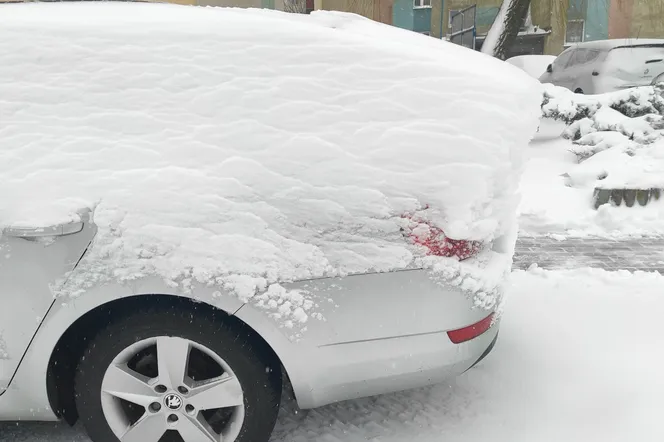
[0,335,8,360]
[0,3,541,317]
[7,268,664,441]
[506,54,556,79]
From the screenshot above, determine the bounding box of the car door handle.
[3,221,84,238]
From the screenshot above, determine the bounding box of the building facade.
[609,0,664,39]
[313,0,431,35]
[185,0,431,35]
[166,0,664,55]
[2,0,662,55]
[430,0,663,56]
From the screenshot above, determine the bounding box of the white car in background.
[539,39,664,94]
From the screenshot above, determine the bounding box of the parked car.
[0,2,540,442]
[539,38,664,94]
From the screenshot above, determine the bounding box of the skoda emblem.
[645,68,650,75]
[164,393,183,411]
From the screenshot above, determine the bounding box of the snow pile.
[505,55,556,79]
[520,124,664,238]
[573,138,664,191]
[540,84,664,191]
[522,83,664,237]
[0,2,541,320]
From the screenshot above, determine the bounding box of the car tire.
[574,88,584,94]
[74,305,282,442]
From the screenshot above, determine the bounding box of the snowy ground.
[4,268,663,442]
[515,236,664,272]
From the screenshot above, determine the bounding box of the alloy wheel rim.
[100,336,245,442]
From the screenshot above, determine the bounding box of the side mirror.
[546,64,553,73]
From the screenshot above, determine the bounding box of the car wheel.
[74,306,281,442]
[574,88,584,94]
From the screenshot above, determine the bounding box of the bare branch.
[284,0,306,14]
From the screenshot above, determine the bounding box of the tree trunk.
[481,0,532,60]
[284,0,307,13]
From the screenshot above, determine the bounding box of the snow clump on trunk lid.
[0,3,542,326]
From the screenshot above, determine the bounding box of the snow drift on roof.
[0,2,541,324]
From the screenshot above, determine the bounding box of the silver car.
[539,38,664,94]
[0,208,499,442]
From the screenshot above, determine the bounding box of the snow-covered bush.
[541,84,664,160]
[540,84,664,207]
[542,83,664,126]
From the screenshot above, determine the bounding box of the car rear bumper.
[294,317,500,409]
[234,268,505,410]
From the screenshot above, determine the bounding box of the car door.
[577,49,603,93]
[557,49,586,91]
[568,49,601,93]
[0,209,96,393]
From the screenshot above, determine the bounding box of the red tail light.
[401,213,482,260]
[447,313,494,344]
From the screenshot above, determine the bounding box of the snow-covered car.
[506,54,557,79]
[539,39,664,94]
[0,3,540,442]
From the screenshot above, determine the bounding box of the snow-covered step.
[593,187,662,209]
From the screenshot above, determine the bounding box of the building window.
[414,0,431,9]
[566,19,585,44]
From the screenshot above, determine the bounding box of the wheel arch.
[46,293,290,425]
